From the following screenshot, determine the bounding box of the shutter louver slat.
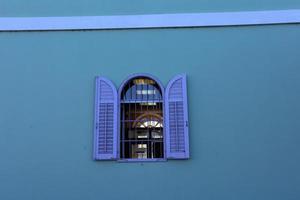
[165,74,190,159]
[93,77,118,160]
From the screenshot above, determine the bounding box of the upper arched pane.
[121,77,162,101]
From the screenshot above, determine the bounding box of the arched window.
[93,74,189,161]
[119,76,164,159]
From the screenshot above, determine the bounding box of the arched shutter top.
[168,76,184,101]
[93,77,118,160]
[165,74,190,159]
[99,80,115,102]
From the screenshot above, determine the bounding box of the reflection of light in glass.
[133,144,148,159]
[139,120,163,128]
[128,130,149,139]
[133,79,155,85]
[137,135,148,138]
[152,132,163,139]
[140,102,157,106]
[136,90,156,95]
[138,144,147,148]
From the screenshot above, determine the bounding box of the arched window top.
[119,74,164,102]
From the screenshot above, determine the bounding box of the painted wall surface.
[1,0,300,17]
[0,25,300,200]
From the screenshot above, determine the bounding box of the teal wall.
[1,0,300,17]
[1,25,300,200]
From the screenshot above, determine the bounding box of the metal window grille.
[120,77,164,159]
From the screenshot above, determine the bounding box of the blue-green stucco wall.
[0,22,300,200]
[1,0,300,17]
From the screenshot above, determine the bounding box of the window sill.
[117,158,167,163]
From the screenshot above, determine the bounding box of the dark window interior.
[120,77,164,159]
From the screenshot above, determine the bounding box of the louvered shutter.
[165,74,190,159]
[93,77,118,160]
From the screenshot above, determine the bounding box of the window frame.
[117,73,166,162]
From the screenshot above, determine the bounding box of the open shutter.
[165,74,189,159]
[93,77,118,160]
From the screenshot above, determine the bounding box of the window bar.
[142,82,146,158]
[134,83,137,154]
[146,82,150,158]
[153,85,160,158]
[162,96,164,158]
[156,91,160,158]
[152,84,155,158]
[129,81,132,158]
[138,83,141,126]
[152,83,155,158]
[162,95,164,158]
[122,90,125,158]
[139,83,143,157]
[146,84,148,157]
[151,84,153,158]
